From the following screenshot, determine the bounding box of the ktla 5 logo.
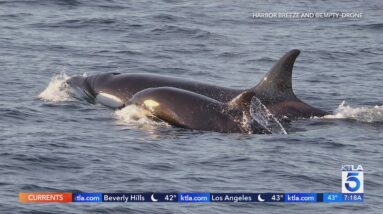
[342,165,364,193]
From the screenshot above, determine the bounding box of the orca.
[127,87,271,134]
[66,49,327,119]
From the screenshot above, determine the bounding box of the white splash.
[114,105,170,128]
[325,101,383,123]
[249,97,287,134]
[38,72,72,102]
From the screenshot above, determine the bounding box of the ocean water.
[1,0,382,213]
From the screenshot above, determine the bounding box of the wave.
[324,101,383,123]
[150,25,219,39]
[114,105,170,128]
[33,18,121,29]
[38,72,73,102]
[0,0,81,7]
[350,23,383,31]
[249,97,287,134]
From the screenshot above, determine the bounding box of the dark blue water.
[1,0,382,213]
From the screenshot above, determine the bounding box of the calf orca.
[66,49,327,119]
[127,87,271,134]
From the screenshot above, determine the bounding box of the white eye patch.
[96,92,124,108]
[143,99,160,110]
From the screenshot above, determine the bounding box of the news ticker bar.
[19,192,363,203]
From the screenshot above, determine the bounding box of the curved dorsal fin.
[253,49,300,104]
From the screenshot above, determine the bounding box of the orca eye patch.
[144,99,160,108]
[96,92,124,108]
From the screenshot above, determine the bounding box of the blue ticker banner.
[21,165,365,204]
[22,192,364,203]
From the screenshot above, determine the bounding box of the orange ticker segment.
[19,192,72,203]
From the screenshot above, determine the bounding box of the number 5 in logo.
[342,170,364,193]
[345,172,360,192]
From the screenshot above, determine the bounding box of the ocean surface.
[1,0,382,213]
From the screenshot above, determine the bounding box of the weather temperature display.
[19,192,363,203]
[18,166,364,203]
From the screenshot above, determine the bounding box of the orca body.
[128,87,270,134]
[66,49,327,120]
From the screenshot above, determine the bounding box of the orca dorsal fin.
[228,90,256,110]
[253,49,300,104]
